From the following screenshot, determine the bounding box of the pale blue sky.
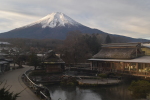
[0,0,150,39]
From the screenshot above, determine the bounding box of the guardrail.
[23,69,51,100]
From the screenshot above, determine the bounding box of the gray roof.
[89,56,150,63]
[0,61,8,64]
[102,43,140,48]
[0,42,10,45]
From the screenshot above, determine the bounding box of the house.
[0,55,10,73]
[89,43,150,76]
[0,61,10,73]
[141,43,150,56]
[0,41,21,73]
[0,42,11,58]
[42,50,65,73]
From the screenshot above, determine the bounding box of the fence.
[23,69,51,100]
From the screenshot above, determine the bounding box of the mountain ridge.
[0,12,107,39]
[0,12,149,42]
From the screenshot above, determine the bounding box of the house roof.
[93,48,136,59]
[89,56,150,64]
[92,43,142,59]
[102,43,140,48]
[0,61,8,64]
[44,50,65,63]
[0,42,10,45]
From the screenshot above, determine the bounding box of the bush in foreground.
[0,81,20,100]
[128,80,150,99]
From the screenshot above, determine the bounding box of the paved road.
[0,65,40,100]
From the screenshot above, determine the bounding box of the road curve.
[0,65,40,100]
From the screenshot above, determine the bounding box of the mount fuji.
[0,12,107,39]
[27,12,82,28]
[0,12,148,42]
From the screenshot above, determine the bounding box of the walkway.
[0,65,40,100]
[77,78,121,85]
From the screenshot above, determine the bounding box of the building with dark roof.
[89,43,150,77]
[0,57,11,73]
[42,50,65,73]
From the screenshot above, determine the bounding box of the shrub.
[128,80,150,99]
[60,76,78,86]
[0,81,20,100]
[98,73,107,78]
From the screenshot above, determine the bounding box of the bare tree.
[58,31,91,63]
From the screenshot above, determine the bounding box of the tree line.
[0,31,114,64]
[57,31,102,63]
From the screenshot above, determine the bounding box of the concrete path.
[77,78,121,84]
[0,65,40,100]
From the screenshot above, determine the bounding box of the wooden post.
[128,63,130,73]
[122,62,125,73]
[110,62,112,72]
[90,61,93,70]
[91,61,93,70]
[96,61,98,71]
[136,63,138,75]
[143,63,146,76]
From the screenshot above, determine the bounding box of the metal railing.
[23,69,51,100]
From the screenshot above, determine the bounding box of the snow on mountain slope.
[26,12,82,28]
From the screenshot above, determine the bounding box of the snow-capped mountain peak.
[27,12,81,28]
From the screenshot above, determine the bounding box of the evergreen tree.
[0,82,19,100]
[105,35,112,44]
[28,52,40,70]
[84,34,101,54]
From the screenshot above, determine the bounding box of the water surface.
[48,83,134,100]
